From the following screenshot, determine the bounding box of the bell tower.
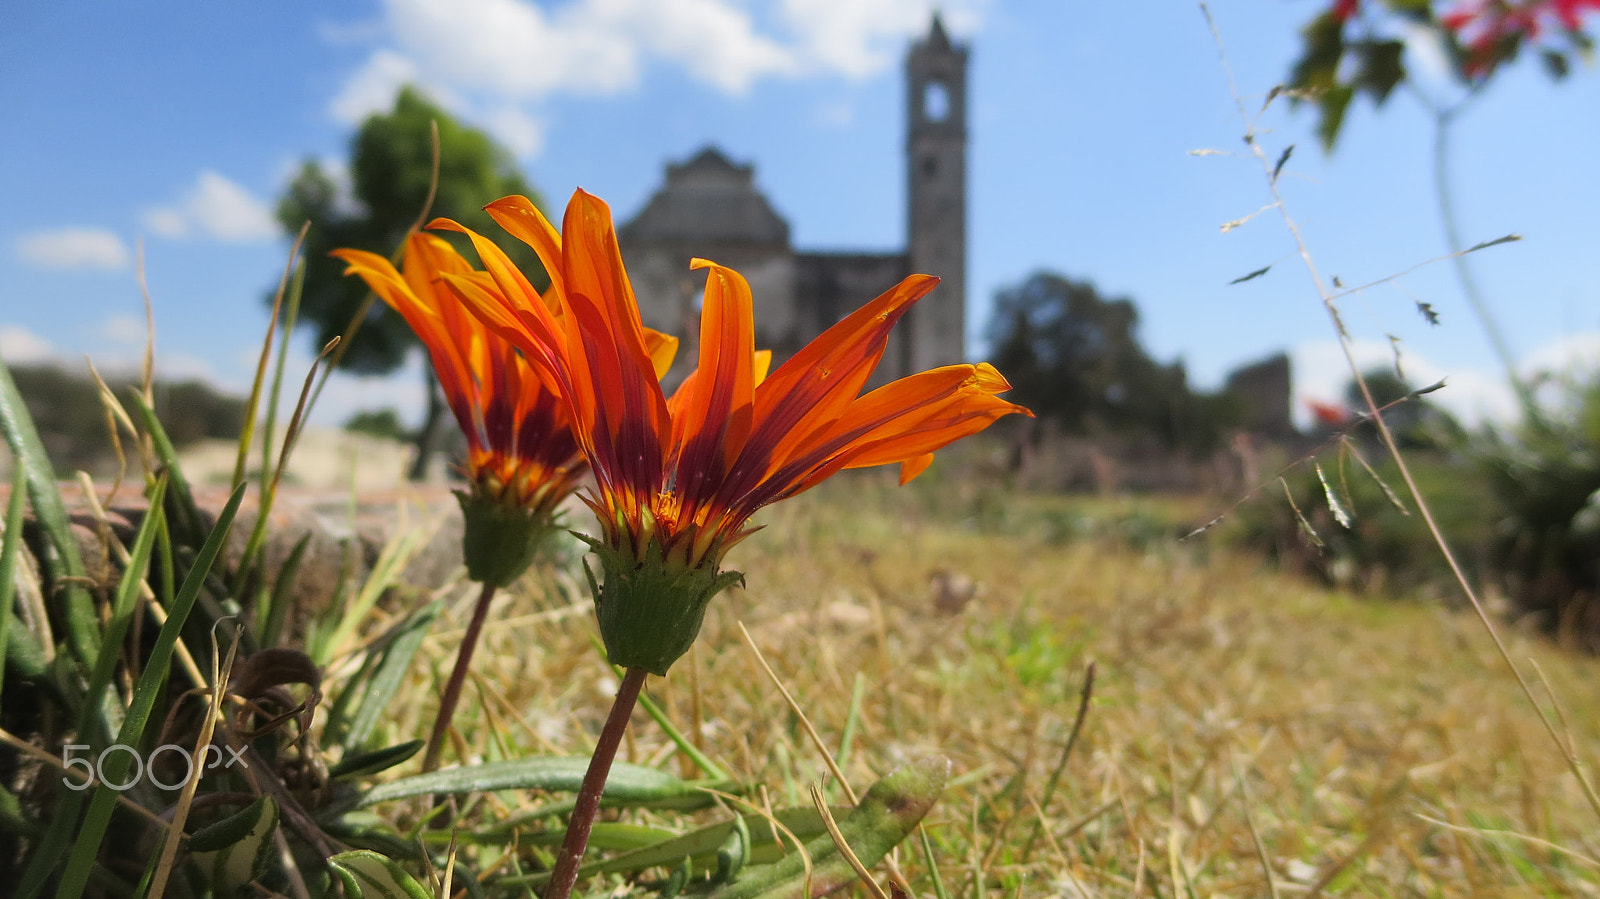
[905,13,968,371]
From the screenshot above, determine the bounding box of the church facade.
[617,15,969,384]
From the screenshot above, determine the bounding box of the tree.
[1343,367,1463,450]
[985,271,1230,451]
[276,86,546,479]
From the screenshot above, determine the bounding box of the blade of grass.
[51,473,169,899]
[313,519,430,666]
[341,599,443,752]
[0,355,99,667]
[127,390,205,551]
[255,531,311,649]
[259,257,306,498]
[234,336,340,599]
[1018,661,1096,864]
[72,470,206,691]
[838,671,866,772]
[0,463,27,700]
[236,224,310,489]
[149,620,250,899]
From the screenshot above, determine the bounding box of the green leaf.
[190,796,280,893]
[498,806,842,887]
[1317,83,1356,151]
[1272,144,1294,183]
[358,756,695,807]
[705,756,951,899]
[329,849,433,899]
[1466,233,1522,253]
[1355,39,1407,105]
[715,812,752,882]
[340,600,441,752]
[0,784,41,837]
[1228,265,1272,286]
[0,462,28,697]
[331,740,426,780]
[1288,11,1345,94]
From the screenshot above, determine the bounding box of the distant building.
[618,14,968,383]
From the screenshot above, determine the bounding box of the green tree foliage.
[985,271,1236,452]
[1343,366,1462,450]
[343,407,411,442]
[1481,374,1600,644]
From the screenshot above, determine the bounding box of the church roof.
[926,12,952,51]
[619,146,791,247]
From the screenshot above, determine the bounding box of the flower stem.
[543,666,648,899]
[422,581,497,772]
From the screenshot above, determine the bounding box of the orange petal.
[733,274,939,494]
[333,244,479,445]
[747,364,1028,503]
[643,328,680,379]
[752,349,773,387]
[560,190,670,491]
[899,453,935,485]
[481,196,565,300]
[671,259,757,506]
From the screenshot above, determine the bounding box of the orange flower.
[332,233,589,587]
[438,189,1030,672]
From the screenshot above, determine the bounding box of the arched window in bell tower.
[923,79,950,123]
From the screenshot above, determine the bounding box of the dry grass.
[352,467,1600,897]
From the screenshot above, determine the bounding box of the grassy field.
[352,463,1600,898]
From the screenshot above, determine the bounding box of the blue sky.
[3,0,1597,428]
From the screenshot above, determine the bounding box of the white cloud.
[155,353,218,382]
[380,0,639,99]
[0,326,56,364]
[1291,338,1519,429]
[1522,331,1600,378]
[779,0,981,79]
[629,0,796,93]
[328,0,982,157]
[14,227,130,271]
[813,99,854,128]
[331,48,424,124]
[144,171,279,243]
[484,104,546,156]
[143,208,189,239]
[302,353,430,429]
[101,313,146,345]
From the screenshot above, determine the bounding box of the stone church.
[617,15,968,384]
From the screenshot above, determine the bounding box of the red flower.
[1307,399,1352,429]
[1439,0,1600,77]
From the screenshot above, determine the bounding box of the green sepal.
[456,491,557,588]
[583,536,743,676]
